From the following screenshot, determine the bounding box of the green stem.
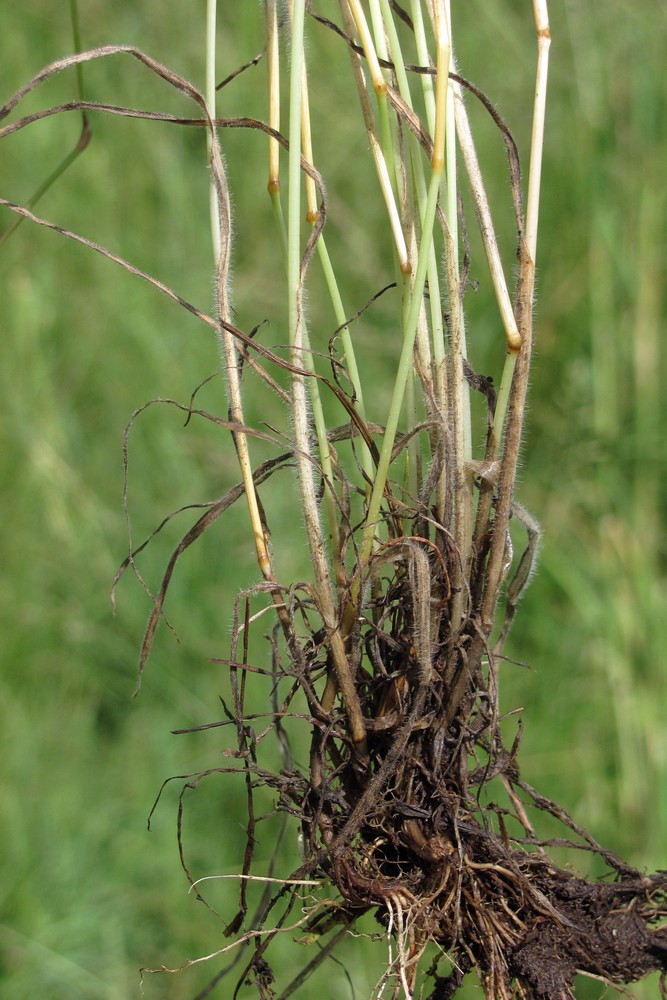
[206,0,220,259]
[359,166,443,569]
[316,235,373,481]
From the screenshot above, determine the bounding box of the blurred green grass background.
[1,2,665,997]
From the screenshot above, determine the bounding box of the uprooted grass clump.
[3,2,666,997]
[118,4,665,994]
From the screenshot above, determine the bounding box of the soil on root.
[305,736,667,999]
[288,614,667,1000]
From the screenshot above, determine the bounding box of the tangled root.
[206,550,667,1000]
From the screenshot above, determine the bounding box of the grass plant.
[1,3,666,999]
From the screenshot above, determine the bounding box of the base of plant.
[163,559,667,1000]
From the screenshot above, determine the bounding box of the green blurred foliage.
[1,2,665,997]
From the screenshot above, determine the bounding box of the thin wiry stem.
[265,10,344,580]
[527,0,551,265]
[207,4,275,584]
[342,0,410,273]
[265,0,288,253]
[287,0,368,756]
[453,84,520,355]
